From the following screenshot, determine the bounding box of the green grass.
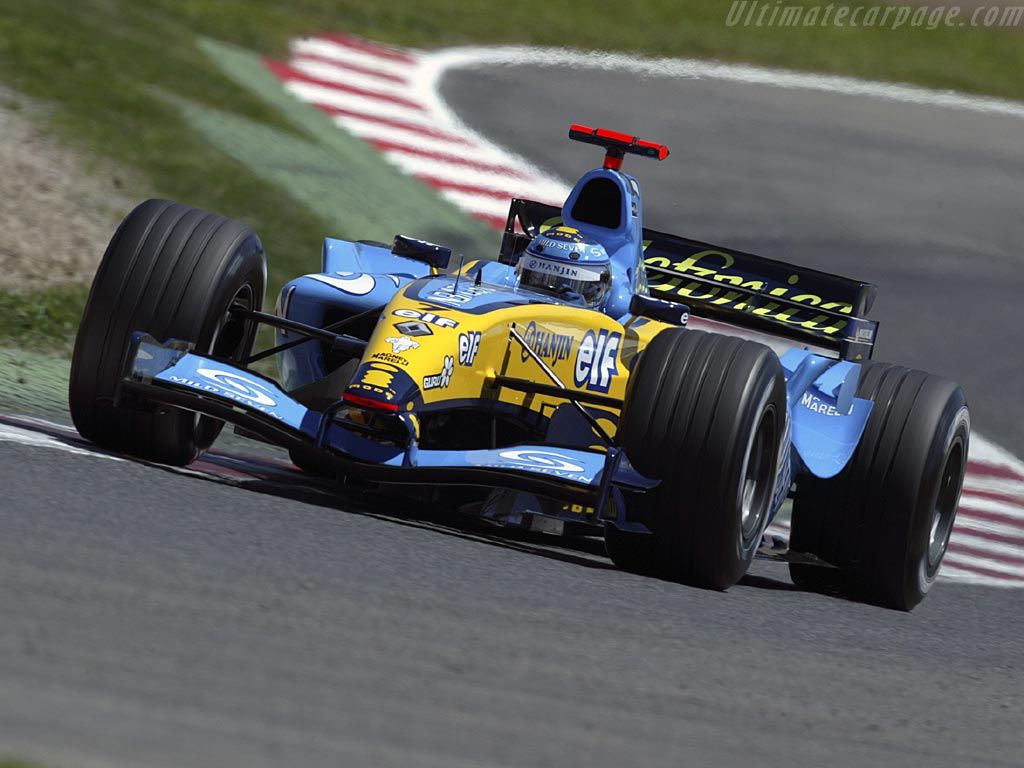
[0,0,1021,348]
[0,284,88,352]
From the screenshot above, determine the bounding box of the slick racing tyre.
[70,199,266,465]
[788,362,969,611]
[607,329,786,590]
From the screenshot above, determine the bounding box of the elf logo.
[458,331,481,366]
[392,308,459,329]
[574,330,621,393]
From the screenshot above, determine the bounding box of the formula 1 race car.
[69,124,970,610]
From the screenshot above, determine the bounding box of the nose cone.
[344,359,422,411]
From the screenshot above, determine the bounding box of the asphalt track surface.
[2,432,1023,768]
[2,60,1024,768]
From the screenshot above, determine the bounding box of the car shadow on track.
[186,456,804,595]
[225,472,804,595]
[222,473,623,573]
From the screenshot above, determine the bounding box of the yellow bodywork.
[347,260,674,432]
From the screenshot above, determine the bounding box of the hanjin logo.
[521,321,573,364]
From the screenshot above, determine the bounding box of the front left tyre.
[69,199,266,466]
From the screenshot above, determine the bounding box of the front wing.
[122,335,655,519]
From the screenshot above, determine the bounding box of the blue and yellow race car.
[69,124,970,610]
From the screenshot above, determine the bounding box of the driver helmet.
[516,226,611,308]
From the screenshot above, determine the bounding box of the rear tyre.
[789,361,969,610]
[69,199,266,465]
[607,329,786,590]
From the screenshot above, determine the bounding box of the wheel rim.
[739,408,776,547]
[928,438,965,572]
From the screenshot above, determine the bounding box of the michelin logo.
[194,367,277,407]
[167,367,284,421]
[473,449,593,482]
[498,449,585,473]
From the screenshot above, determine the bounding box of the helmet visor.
[517,255,610,308]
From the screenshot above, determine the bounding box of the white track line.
[283,82,432,124]
[290,38,417,78]
[421,45,1024,122]
[967,433,1024,476]
[958,497,1024,523]
[950,521,1024,551]
[949,541,1024,570]
[273,35,572,221]
[938,563,1020,589]
[332,116,475,156]
[0,422,125,463]
[944,551,1024,578]
[954,515,1024,542]
[963,478,1024,499]
[290,58,418,99]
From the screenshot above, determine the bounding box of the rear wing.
[499,199,879,361]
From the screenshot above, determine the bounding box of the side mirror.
[629,294,690,326]
[392,235,451,269]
